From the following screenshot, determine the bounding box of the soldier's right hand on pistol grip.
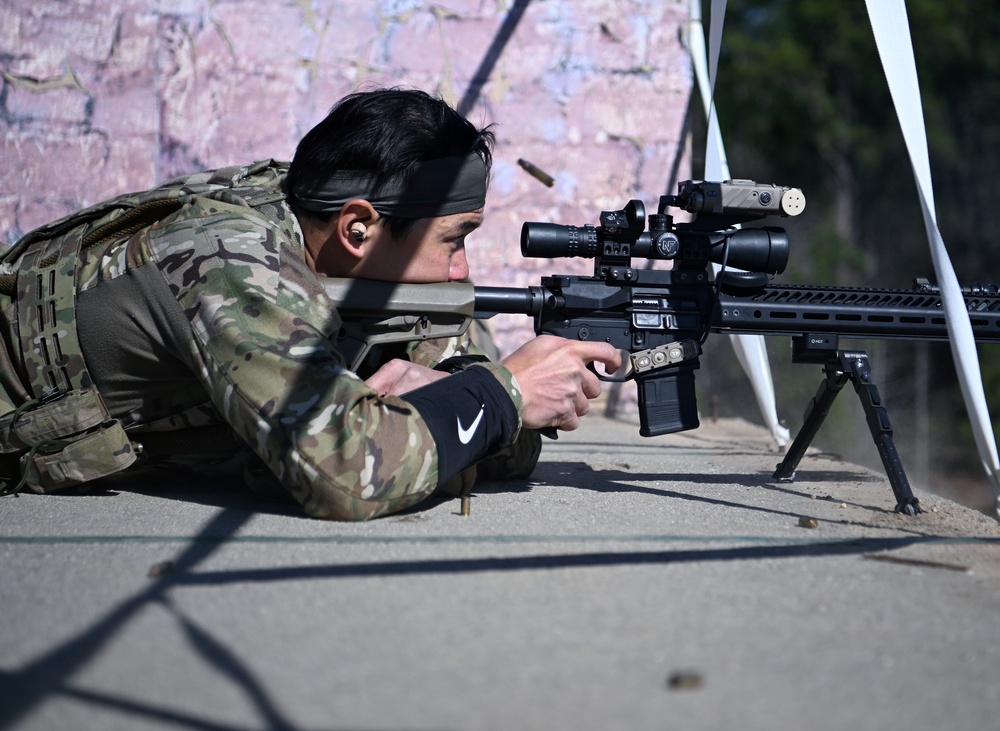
[501,335,621,431]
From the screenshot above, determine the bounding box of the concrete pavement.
[1,415,999,731]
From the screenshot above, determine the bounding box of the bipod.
[772,334,922,515]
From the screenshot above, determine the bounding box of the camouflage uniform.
[0,160,539,519]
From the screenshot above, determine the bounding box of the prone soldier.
[0,88,620,520]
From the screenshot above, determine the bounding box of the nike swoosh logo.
[457,407,485,445]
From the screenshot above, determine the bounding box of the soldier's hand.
[365,359,447,397]
[501,335,622,431]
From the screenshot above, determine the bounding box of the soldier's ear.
[336,200,380,258]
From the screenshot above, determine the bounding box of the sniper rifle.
[322,180,1000,515]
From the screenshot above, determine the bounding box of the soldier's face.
[355,209,482,283]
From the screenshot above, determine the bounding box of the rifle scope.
[520,221,789,275]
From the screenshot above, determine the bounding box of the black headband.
[292,153,488,218]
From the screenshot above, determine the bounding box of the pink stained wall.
[0,0,692,354]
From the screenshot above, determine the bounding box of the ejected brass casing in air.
[517,158,555,187]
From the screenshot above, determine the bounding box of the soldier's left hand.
[365,359,448,397]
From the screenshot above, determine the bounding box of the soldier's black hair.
[287,88,495,239]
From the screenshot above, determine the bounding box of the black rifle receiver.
[476,180,799,438]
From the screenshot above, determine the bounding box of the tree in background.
[697,0,1000,509]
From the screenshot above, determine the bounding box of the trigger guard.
[589,361,633,384]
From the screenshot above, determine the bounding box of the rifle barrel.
[474,285,554,318]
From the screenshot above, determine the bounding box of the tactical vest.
[0,159,289,495]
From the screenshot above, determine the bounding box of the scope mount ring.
[716,271,770,296]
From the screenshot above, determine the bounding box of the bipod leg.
[773,358,850,483]
[842,352,921,515]
[773,337,920,515]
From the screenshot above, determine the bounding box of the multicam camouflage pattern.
[0,160,532,518]
[14,227,89,397]
[0,168,161,493]
[23,417,136,493]
[0,388,136,495]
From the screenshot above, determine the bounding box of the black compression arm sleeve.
[401,366,519,486]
